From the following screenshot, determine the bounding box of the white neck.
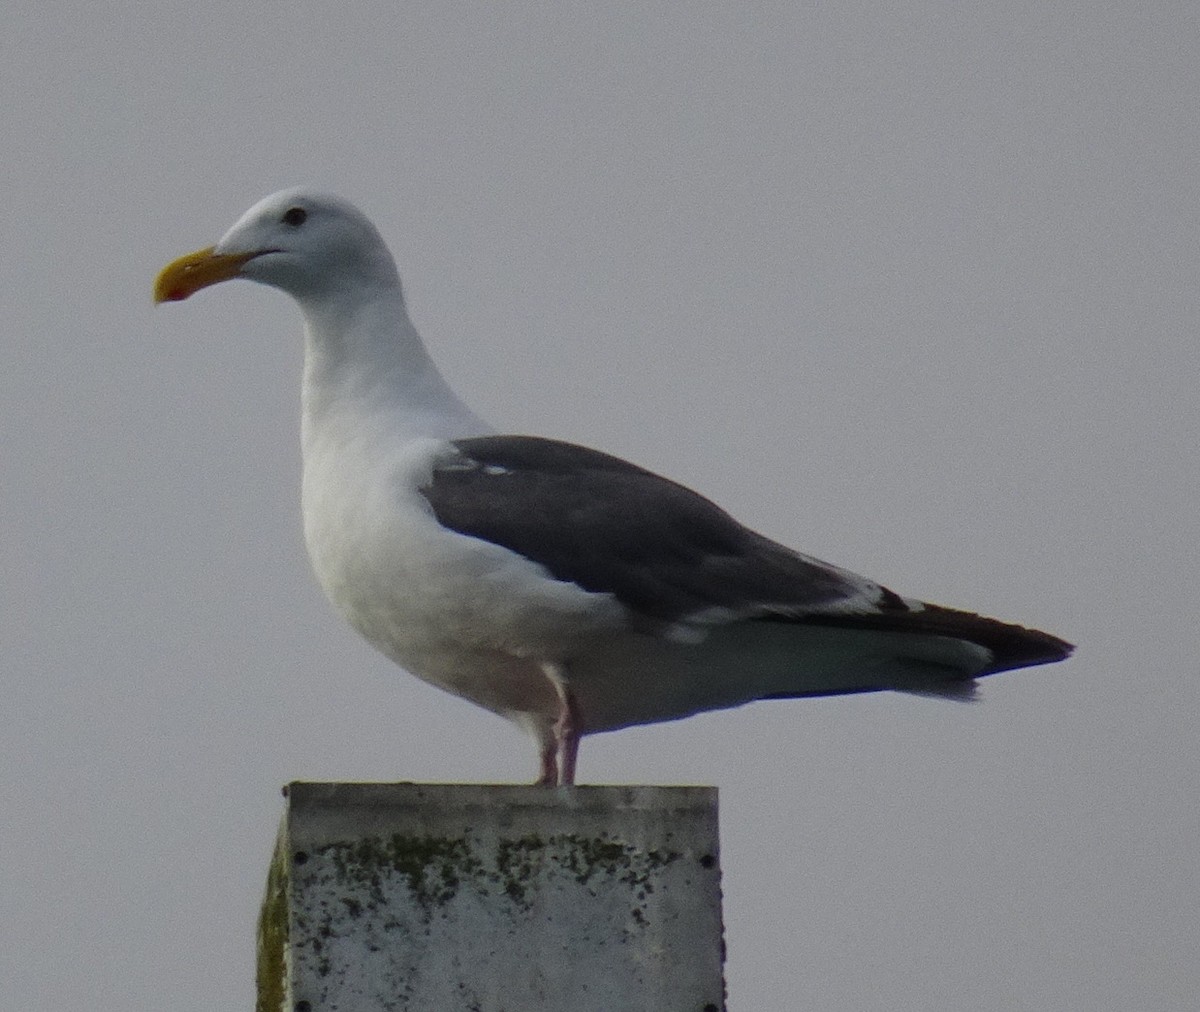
[298,286,492,445]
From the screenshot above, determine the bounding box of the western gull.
[154,188,1072,786]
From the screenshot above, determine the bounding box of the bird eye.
[282,206,307,226]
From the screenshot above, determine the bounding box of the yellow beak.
[153,246,258,304]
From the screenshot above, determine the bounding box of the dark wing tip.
[796,601,1073,675]
[940,608,1073,674]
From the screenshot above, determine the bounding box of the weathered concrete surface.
[258,782,724,1012]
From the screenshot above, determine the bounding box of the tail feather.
[776,601,1073,675]
[750,601,1070,704]
[896,678,980,703]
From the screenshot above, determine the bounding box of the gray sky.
[4,3,1197,1009]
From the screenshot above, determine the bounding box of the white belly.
[301,434,627,728]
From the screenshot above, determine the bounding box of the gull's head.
[154,188,400,305]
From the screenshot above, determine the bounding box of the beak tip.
[153,245,236,307]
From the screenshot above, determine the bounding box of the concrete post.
[258,782,725,1012]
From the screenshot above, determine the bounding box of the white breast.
[300,426,628,721]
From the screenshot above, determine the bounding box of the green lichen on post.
[494,833,547,910]
[306,830,683,933]
[557,834,682,891]
[491,833,682,917]
[319,834,485,919]
[255,832,289,1012]
[554,835,682,928]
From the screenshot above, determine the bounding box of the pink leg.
[558,713,580,787]
[534,740,558,786]
[544,664,582,786]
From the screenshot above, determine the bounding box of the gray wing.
[420,435,1073,675]
[420,434,887,625]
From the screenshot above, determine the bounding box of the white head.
[155,188,401,305]
[156,188,493,437]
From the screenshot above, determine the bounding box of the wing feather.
[421,435,880,622]
[420,435,1073,676]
